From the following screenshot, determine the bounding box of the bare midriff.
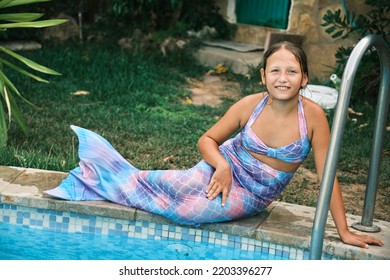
[246,149,301,173]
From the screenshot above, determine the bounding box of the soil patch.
[187,74,241,107]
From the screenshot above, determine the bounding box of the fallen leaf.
[71,90,90,96]
[163,155,174,162]
[356,123,368,129]
[348,107,363,116]
[214,63,228,74]
[185,96,193,105]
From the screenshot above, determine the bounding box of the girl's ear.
[301,74,309,88]
[260,68,266,84]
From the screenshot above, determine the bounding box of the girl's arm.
[309,103,383,248]
[198,94,259,206]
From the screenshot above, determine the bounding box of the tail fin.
[44,125,136,201]
[70,125,133,174]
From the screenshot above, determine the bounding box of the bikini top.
[241,94,311,164]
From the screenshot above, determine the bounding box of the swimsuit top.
[241,94,311,164]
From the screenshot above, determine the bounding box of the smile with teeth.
[276,86,290,90]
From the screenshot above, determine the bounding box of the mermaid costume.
[45,94,311,225]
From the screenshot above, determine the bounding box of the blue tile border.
[0,203,335,260]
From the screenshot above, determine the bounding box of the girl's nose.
[278,72,288,82]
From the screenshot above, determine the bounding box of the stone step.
[0,40,42,51]
[194,44,263,75]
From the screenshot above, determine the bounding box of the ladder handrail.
[309,34,390,259]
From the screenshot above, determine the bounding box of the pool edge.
[0,165,388,260]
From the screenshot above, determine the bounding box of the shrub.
[321,0,389,105]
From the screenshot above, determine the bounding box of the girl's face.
[260,48,308,101]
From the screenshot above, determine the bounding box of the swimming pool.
[0,203,329,260]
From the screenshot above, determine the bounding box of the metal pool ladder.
[309,34,390,260]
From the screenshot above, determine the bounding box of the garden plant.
[0,0,66,147]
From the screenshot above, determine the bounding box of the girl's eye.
[271,69,279,73]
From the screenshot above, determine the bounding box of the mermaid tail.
[44,126,239,224]
[45,125,294,225]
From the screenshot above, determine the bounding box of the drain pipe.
[309,34,390,259]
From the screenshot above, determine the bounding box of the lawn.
[2,43,224,171]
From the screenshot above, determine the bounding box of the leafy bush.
[321,0,389,105]
[110,0,234,38]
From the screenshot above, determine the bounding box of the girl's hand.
[340,230,384,249]
[206,163,232,206]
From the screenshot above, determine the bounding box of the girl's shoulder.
[236,92,266,107]
[301,96,330,137]
[229,92,266,127]
[301,95,327,117]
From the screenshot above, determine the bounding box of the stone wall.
[215,0,371,82]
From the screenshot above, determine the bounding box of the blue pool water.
[0,203,317,260]
[0,222,291,260]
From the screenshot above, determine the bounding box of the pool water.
[0,222,291,260]
[0,203,316,260]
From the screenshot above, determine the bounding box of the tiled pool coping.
[0,166,388,260]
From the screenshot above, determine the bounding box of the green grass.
[1,42,389,194]
[0,43,229,171]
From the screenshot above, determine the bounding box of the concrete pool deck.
[0,165,388,260]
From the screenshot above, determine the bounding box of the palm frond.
[0,19,67,28]
[0,0,63,144]
[0,46,61,75]
[0,12,44,22]
[0,0,51,9]
[0,57,50,82]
